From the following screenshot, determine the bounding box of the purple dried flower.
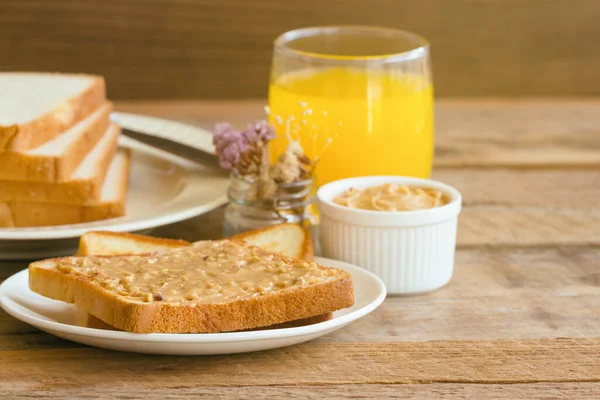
[213,123,242,152]
[218,142,244,169]
[213,123,248,170]
[213,120,275,173]
[242,120,276,145]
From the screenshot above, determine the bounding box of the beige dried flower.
[271,149,315,184]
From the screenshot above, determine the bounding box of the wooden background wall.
[0,0,597,99]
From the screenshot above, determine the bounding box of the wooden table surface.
[1,99,600,399]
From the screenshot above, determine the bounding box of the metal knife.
[121,127,227,173]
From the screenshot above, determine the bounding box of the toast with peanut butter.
[29,240,354,333]
[77,225,326,331]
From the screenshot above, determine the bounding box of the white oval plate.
[0,113,228,259]
[0,257,385,355]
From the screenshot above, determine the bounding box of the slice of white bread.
[0,73,105,152]
[29,240,354,333]
[0,123,120,205]
[76,223,314,260]
[0,102,112,182]
[0,149,131,227]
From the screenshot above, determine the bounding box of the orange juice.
[268,67,434,185]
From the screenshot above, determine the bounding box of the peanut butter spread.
[333,183,448,211]
[56,240,339,304]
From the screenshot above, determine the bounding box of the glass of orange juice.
[268,26,433,186]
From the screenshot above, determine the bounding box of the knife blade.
[121,127,227,173]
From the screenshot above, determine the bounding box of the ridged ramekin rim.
[317,175,462,226]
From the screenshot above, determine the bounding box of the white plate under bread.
[0,257,385,355]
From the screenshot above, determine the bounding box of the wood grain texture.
[146,206,600,248]
[1,99,600,397]
[458,207,600,247]
[433,100,600,168]
[116,99,600,168]
[147,174,600,248]
[1,339,599,388]
[4,383,600,400]
[2,1,600,98]
[3,247,599,341]
[434,169,600,208]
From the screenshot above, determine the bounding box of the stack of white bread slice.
[0,72,131,227]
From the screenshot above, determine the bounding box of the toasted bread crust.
[29,251,354,333]
[0,103,112,183]
[86,311,333,331]
[0,75,105,152]
[2,198,127,228]
[0,149,131,228]
[77,231,190,256]
[2,201,124,228]
[0,123,120,205]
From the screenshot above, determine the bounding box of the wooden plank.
[0,333,80,351]
[0,339,599,388]
[434,100,600,168]
[458,207,600,247]
[328,246,600,342]
[0,209,587,261]
[3,383,600,400]
[150,170,600,246]
[115,99,600,168]
[4,206,593,259]
[433,169,600,208]
[0,171,595,278]
[0,315,35,335]
[2,247,598,340]
[151,206,600,248]
[3,1,600,98]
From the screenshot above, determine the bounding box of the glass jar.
[223,173,316,237]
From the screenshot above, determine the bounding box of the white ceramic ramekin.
[317,176,462,295]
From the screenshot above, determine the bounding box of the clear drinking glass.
[268,26,433,186]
